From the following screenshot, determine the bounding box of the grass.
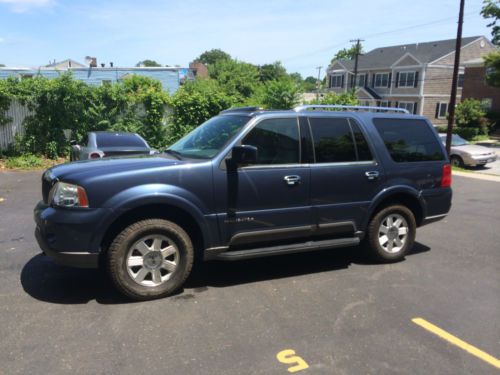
[0,154,67,170]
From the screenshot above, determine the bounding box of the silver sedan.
[439,134,497,168]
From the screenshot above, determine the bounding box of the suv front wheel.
[366,205,416,262]
[108,219,194,300]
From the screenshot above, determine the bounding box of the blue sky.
[0,0,492,78]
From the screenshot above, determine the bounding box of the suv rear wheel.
[108,219,194,300]
[366,205,416,262]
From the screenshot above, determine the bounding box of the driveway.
[0,171,499,374]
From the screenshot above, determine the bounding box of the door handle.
[284,175,301,186]
[365,171,379,180]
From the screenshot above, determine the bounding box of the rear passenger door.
[306,116,384,235]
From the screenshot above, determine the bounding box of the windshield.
[167,115,250,159]
[439,134,468,147]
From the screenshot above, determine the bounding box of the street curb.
[453,170,500,182]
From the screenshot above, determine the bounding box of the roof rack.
[293,105,409,114]
[220,106,264,114]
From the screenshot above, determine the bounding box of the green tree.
[135,59,162,67]
[303,76,318,91]
[481,0,500,45]
[260,77,302,109]
[258,61,287,82]
[195,49,231,66]
[208,59,259,102]
[308,91,358,106]
[167,79,234,143]
[332,43,364,62]
[484,51,500,87]
[455,99,487,130]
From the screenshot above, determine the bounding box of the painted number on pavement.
[276,349,309,373]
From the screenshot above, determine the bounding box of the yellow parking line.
[412,317,500,369]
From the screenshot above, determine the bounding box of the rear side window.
[373,118,444,162]
[308,117,373,163]
[243,118,300,165]
[96,133,147,148]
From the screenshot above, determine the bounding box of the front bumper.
[465,154,497,166]
[34,201,112,269]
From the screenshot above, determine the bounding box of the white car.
[439,134,497,168]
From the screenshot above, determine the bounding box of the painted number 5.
[276,349,309,373]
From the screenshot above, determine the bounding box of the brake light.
[441,164,452,187]
[89,152,101,159]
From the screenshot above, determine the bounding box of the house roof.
[332,36,486,70]
[45,59,87,68]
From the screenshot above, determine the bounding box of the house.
[461,57,500,112]
[0,58,195,94]
[326,36,496,125]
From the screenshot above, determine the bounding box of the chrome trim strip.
[425,213,447,220]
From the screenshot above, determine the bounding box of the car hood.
[452,144,495,155]
[47,155,186,182]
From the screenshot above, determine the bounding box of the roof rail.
[293,105,409,114]
[220,106,264,114]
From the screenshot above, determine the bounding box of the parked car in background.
[70,131,158,161]
[438,134,497,168]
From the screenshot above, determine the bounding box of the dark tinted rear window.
[373,118,444,162]
[96,133,147,148]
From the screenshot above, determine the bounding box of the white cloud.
[0,0,55,13]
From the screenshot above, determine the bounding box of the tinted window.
[373,118,445,162]
[243,118,300,165]
[350,120,373,161]
[309,117,357,162]
[96,133,147,148]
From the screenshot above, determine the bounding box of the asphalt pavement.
[0,171,499,375]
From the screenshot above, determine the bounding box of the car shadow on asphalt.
[21,242,430,305]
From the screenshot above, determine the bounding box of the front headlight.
[48,182,89,208]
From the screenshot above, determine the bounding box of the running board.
[213,237,360,261]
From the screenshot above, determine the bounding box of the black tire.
[450,155,464,168]
[107,219,194,301]
[365,205,416,263]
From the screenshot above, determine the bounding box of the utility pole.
[350,39,364,89]
[316,66,322,100]
[446,0,465,155]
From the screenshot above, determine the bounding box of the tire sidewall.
[109,220,193,300]
[368,205,416,262]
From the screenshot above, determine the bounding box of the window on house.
[398,71,416,87]
[356,75,366,87]
[101,79,112,86]
[481,98,492,110]
[330,74,343,88]
[374,73,389,88]
[20,74,33,80]
[398,101,415,114]
[436,102,448,119]
[458,73,465,88]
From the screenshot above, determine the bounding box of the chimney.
[85,56,97,67]
[101,63,105,68]
[110,62,114,67]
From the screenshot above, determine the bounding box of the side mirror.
[230,145,258,166]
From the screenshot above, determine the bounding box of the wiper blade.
[164,149,183,160]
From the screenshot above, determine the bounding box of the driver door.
[213,117,312,247]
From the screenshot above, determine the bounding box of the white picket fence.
[0,100,31,150]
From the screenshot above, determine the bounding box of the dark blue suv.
[34,105,452,300]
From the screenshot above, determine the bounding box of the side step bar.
[213,237,360,261]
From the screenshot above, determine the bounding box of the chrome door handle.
[284,175,301,186]
[365,171,379,180]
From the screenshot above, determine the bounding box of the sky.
[0,0,493,78]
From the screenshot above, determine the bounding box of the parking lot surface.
[0,171,499,374]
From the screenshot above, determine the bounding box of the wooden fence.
[0,100,31,150]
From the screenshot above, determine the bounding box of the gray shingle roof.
[334,36,484,70]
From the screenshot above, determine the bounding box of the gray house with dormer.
[326,36,495,125]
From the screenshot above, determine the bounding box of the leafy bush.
[307,91,359,106]
[455,99,489,133]
[454,127,487,140]
[4,154,45,169]
[260,78,302,109]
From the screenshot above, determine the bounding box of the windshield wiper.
[164,149,183,160]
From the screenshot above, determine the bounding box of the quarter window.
[373,118,445,162]
[243,118,300,165]
[308,117,373,163]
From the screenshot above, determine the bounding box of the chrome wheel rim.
[378,214,408,254]
[126,235,179,287]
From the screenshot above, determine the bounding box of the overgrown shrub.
[308,91,359,106]
[455,99,490,134]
